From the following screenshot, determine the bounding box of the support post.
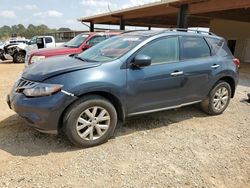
[120,18,125,30]
[90,22,94,32]
[148,26,151,30]
[177,4,188,28]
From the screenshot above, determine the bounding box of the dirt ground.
[0,61,249,188]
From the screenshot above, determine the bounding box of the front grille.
[15,78,37,92]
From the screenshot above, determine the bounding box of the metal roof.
[78,0,250,28]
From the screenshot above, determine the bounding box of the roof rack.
[119,28,217,36]
[165,28,216,36]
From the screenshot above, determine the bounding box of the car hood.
[22,55,101,82]
[30,46,78,56]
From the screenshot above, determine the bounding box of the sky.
[0,0,159,30]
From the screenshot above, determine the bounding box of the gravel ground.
[0,61,249,188]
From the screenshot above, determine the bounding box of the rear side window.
[45,37,53,43]
[137,37,179,65]
[180,36,211,60]
[205,37,223,55]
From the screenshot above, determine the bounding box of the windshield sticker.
[122,37,141,41]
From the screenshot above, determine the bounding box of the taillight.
[233,58,240,68]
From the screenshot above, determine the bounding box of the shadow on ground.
[0,105,207,157]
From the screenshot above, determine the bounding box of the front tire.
[13,51,25,63]
[201,81,231,115]
[62,95,117,147]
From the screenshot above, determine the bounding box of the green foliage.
[0,24,71,40]
[58,27,71,31]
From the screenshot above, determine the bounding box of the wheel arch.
[217,76,236,98]
[58,91,125,132]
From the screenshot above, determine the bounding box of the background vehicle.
[25,32,120,66]
[1,36,63,63]
[26,36,64,51]
[0,41,5,61]
[7,29,239,147]
[0,38,29,62]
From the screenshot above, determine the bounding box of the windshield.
[78,35,145,62]
[64,34,89,48]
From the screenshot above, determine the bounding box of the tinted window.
[45,37,52,43]
[137,37,179,64]
[180,36,210,60]
[87,36,107,46]
[206,37,223,55]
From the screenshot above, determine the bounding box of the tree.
[0,24,73,39]
[58,27,71,31]
[0,25,11,39]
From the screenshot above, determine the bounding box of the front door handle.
[170,71,184,76]
[211,64,220,69]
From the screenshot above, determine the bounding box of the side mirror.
[131,54,151,68]
[82,44,91,50]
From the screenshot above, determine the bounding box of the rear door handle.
[170,71,184,76]
[211,64,220,69]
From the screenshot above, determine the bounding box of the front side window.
[87,36,107,46]
[36,38,43,44]
[137,37,179,65]
[180,36,211,60]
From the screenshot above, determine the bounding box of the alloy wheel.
[213,87,229,111]
[76,106,110,140]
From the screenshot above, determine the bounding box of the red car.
[25,32,120,66]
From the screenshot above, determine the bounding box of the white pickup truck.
[0,36,64,63]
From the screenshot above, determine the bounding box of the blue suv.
[7,30,239,147]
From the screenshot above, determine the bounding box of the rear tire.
[201,81,231,115]
[62,95,117,148]
[13,52,25,63]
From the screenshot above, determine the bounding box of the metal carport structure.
[78,0,250,31]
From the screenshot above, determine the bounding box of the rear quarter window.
[180,36,211,60]
[205,37,223,55]
[206,37,233,57]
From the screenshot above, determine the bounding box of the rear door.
[126,36,189,115]
[44,37,54,48]
[178,36,220,103]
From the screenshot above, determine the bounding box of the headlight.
[23,83,63,97]
[30,55,45,64]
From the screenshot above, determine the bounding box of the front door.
[126,36,187,115]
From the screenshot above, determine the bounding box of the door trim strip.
[128,100,202,116]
